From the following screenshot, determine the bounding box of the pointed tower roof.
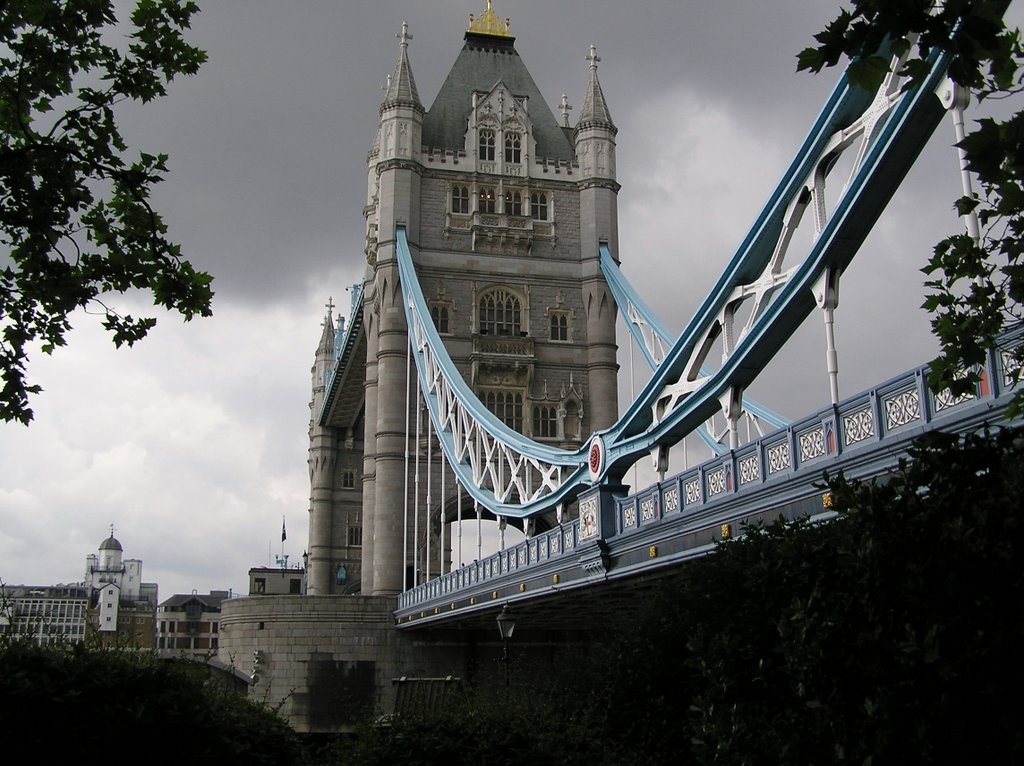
[577,44,616,132]
[422,3,573,161]
[317,297,337,356]
[382,21,423,111]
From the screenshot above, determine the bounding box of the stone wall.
[219,594,584,732]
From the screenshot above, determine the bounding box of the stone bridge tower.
[309,2,621,597]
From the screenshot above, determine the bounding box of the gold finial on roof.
[468,0,511,37]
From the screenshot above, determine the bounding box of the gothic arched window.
[504,190,522,216]
[430,304,451,334]
[479,187,496,214]
[479,129,496,161]
[504,132,522,163]
[549,312,569,341]
[530,192,548,221]
[451,185,469,214]
[478,287,523,337]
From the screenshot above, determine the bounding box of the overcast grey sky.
[2,1,1017,599]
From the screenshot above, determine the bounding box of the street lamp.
[495,604,516,694]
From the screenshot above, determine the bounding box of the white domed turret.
[99,534,124,571]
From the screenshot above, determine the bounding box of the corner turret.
[574,45,620,429]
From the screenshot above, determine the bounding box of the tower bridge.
[218,2,1020,733]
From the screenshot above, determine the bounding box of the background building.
[157,590,231,656]
[247,567,305,596]
[82,533,158,647]
[0,584,90,645]
[1,532,158,647]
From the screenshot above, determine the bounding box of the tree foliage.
[797,0,1023,413]
[573,427,1024,764]
[0,641,305,763]
[0,0,211,424]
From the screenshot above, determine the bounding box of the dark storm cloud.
[116,1,844,306]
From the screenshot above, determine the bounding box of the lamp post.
[495,604,516,696]
[301,550,309,594]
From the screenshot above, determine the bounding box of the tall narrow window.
[348,526,363,546]
[478,288,522,336]
[430,304,450,334]
[483,390,524,431]
[451,185,469,214]
[549,313,568,341]
[504,132,522,163]
[479,187,496,214]
[503,190,523,216]
[479,129,495,161]
[530,192,548,221]
[533,405,558,438]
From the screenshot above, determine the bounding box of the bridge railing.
[398,328,1021,613]
[398,518,583,611]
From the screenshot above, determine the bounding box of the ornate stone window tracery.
[451,185,469,214]
[482,389,524,431]
[503,190,523,216]
[479,186,496,214]
[429,283,455,335]
[530,192,548,221]
[479,128,496,161]
[504,132,522,163]
[430,304,451,334]
[478,287,523,337]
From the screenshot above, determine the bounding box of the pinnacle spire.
[317,297,336,355]
[382,20,422,110]
[577,44,615,130]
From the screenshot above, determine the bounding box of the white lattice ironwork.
[843,407,875,445]
[884,389,921,430]
[640,495,657,523]
[767,442,791,474]
[663,485,680,515]
[408,301,575,506]
[623,502,637,529]
[799,429,825,461]
[684,478,701,505]
[739,453,760,485]
[706,466,726,497]
[934,386,974,411]
[650,48,913,431]
[1002,345,1022,387]
[625,300,670,366]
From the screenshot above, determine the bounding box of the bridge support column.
[719,386,744,451]
[813,267,842,406]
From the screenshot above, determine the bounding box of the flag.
[281,517,287,542]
